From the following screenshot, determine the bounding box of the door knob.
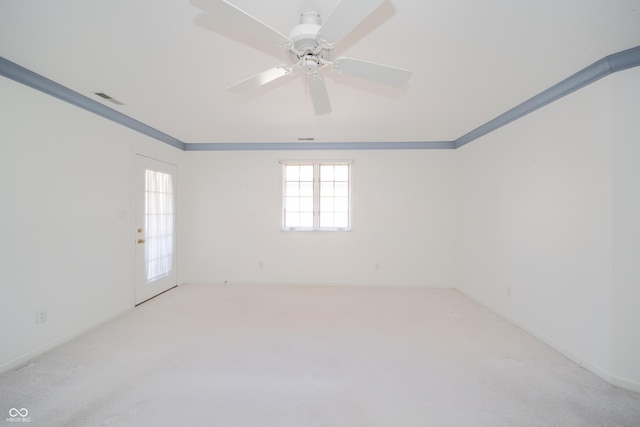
[137,239,145,244]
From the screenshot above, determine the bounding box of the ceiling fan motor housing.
[288,10,331,64]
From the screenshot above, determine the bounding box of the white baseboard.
[181,280,455,288]
[4,284,637,394]
[608,372,640,393]
[0,306,132,375]
[457,288,640,394]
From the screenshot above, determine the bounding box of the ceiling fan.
[191,0,412,115]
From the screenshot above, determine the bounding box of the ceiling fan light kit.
[192,0,412,115]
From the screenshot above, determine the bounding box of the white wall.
[456,76,614,374]
[0,77,182,372]
[0,75,457,374]
[2,65,639,392]
[179,150,457,287]
[456,68,640,391]
[611,67,640,390]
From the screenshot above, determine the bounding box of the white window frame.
[281,160,352,231]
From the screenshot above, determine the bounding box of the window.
[145,169,174,282]
[282,162,351,231]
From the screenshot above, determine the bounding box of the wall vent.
[297,137,315,141]
[94,92,124,106]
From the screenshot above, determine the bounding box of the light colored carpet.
[1,284,639,426]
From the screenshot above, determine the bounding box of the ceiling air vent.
[94,92,124,106]
[297,137,315,141]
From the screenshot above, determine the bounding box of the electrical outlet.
[36,309,47,324]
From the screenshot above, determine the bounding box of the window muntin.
[283,162,351,231]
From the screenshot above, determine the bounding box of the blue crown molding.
[454,45,640,149]
[2,46,639,152]
[184,141,454,151]
[0,57,186,150]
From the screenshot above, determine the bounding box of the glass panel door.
[135,155,177,305]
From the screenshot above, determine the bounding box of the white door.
[135,155,177,305]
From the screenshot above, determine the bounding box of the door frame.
[134,154,178,305]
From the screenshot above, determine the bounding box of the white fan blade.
[308,73,332,115]
[228,66,292,93]
[191,0,292,48]
[333,57,412,87]
[317,0,385,46]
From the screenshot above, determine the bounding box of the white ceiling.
[1,0,639,145]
